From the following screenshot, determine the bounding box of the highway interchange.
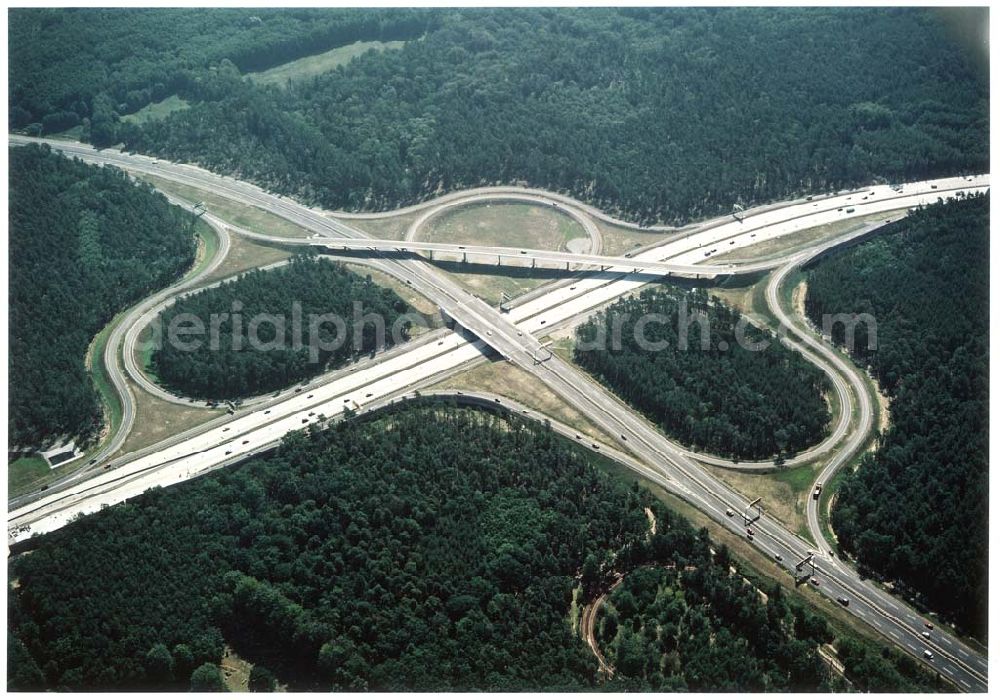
[7,135,990,690]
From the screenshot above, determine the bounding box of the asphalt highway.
[7,136,989,690]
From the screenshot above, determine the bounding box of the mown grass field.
[119,377,221,456]
[430,357,610,442]
[8,456,50,495]
[141,174,311,239]
[422,201,587,250]
[121,95,190,125]
[419,201,589,303]
[249,40,406,86]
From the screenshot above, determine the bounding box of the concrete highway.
[225,224,736,278]
[185,178,986,281]
[135,190,887,475]
[7,136,989,690]
[16,209,232,496]
[330,182,791,238]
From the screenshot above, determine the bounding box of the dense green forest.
[595,564,832,691]
[573,287,830,460]
[10,8,987,224]
[9,145,196,449]
[152,255,414,399]
[7,404,935,691]
[596,564,934,692]
[8,8,434,136]
[805,194,988,640]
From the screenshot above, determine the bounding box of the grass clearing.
[421,201,588,251]
[596,220,677,257]
[344,211,420,241]
[568,585,583,636]
[8,456,51,495]
[118,377,221,456]
[202,236,295,285]
[120,95,190,125]
[548,336,575,363]
[708,276,772,326]
[88,314,125,442]
[705,461,821,540]
[48,124,85,140]
[429,357,612,443]
[220,646,255,692]
[140,175,310,239]
[432,261,559,306]
[249,40,406,86]
[137,330,159,382]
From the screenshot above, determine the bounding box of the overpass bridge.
[232,225,736,279]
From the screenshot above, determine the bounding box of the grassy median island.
[573,285,831,462]
[419,201,589,251]
[150,255,420,400]
[139,175,312,239]
[417,201,592,304]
